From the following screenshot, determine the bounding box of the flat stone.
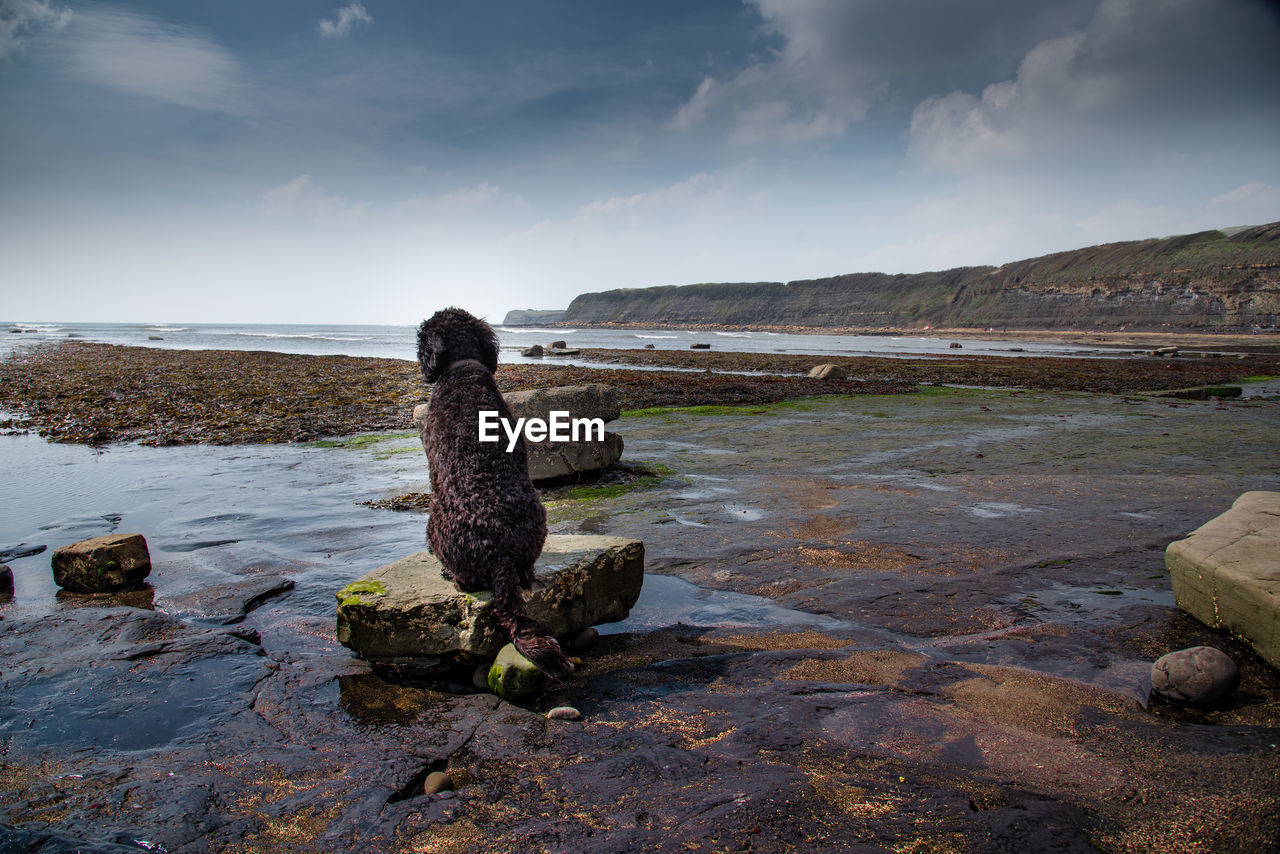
[335,534,644,662]
[415,385,625,481]
[1166,491,1280,668]
[503,383,621,424]
[1152,385,1243,400]
[808,363,847,380]
[162,575,295,625]
[525,431,624,481]
[51,533,151,592]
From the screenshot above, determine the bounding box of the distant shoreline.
[528,321,1280,354]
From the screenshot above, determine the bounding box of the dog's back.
[423,363,545,582]
[417,307,572,680]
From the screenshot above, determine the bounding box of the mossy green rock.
[487,643,546,700]
[335,534,643,663]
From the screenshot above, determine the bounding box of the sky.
[2,0,1279,325]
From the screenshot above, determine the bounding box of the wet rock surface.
[2,385,1280,851]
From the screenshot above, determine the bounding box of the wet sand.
[2,351,1280,851]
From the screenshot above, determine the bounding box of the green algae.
[307,431,417,451]
[338,579,387,607]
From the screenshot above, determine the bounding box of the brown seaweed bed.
[0,341,1275,446]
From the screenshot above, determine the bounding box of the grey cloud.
[0,0,70,60]
[671,0,1098,143]
[908,0,1280,171]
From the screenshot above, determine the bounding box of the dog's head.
[416,307,500,383]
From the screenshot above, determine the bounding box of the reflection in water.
[338,672,456,726]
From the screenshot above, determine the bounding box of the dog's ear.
[417,321,445,383]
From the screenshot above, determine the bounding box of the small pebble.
[546,706,581,721]
[570,626,599,651]
[423,771,454,795]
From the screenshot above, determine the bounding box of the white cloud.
[395,182,515,215]
[0,0,70,60]
[262,175,367,220]
[1211,182,1267,206]
[318,2,373,39]
[577,173,719,218]
[57,8,244,112]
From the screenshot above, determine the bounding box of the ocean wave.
[145,325,192,332]
[496,327,577,335]
[7,323,62,332]
[713,331,753,338]
[630,334,678,339]
[231,332,375,342]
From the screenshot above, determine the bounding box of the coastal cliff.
[545,222,1280,331]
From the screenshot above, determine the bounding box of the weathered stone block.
[335,534,644,663]
[524,431,624,481]
[502,384,621,424]
[413,384,625,481]
[1166,491,1280,668]
[51,533,152,592]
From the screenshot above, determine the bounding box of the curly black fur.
[417,307,573,680]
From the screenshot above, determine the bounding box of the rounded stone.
[487,643,546,700]
[1151,646,1240,706]
[423,771,454,795]
[472,663,492,692]
[570,626,599,651]
[0,564,12,591]
[546,706,581,721]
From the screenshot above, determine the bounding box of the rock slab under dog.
[335,534,644,663]
[1166,491,1280,668]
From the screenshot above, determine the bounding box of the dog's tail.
[490,568,575,681]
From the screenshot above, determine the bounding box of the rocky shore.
[2,341,1280,852]
[2,341,1276,447]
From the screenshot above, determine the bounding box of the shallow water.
[0,430,839,639]
[1,320,1120,363]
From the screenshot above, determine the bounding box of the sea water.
[1,320,1118,363]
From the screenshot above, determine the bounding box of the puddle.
[969,502,1047,519]
[721,503,766,521]
[0,654,265,753]
[600,573,850,635]
[1013,581,1174,624]
[673,486,737,500]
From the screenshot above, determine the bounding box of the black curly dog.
[417,307,574,680]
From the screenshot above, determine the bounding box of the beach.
[2,336,1279,851]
